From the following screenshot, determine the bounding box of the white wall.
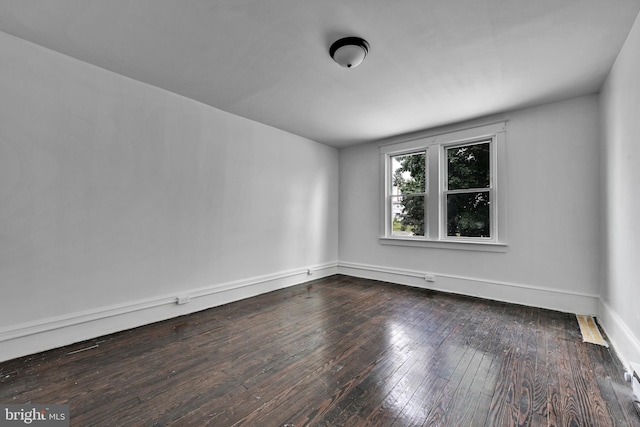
[0,32,339,362]
[2,16,637,368]
[599,12,640,369]
[339,95,601,314]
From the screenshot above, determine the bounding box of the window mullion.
[426,145,440,240]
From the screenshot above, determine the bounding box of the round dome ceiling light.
[329,36,370,69]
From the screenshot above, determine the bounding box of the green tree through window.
[393,141,492,238]
[446,142,491,238]
[392,152,426,236]
[382,121,504,246]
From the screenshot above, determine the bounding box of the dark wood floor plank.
[511,306,538,426]
[586,341,640,427]
[194,281,404,426]
[263,286,440,427]
[313,302,446,426]
[558,321,592,427]
[568,338,614,426]
[433,300,508,426]
[405,303,489,426]
[319,288,461,426]
[485,303,529,426]
[542,314,566,427]
[293,297,432,426]
[530,306,550,426]
[1,275,638,426]
[363,295,483,426]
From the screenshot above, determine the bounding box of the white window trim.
[379,121,507,252]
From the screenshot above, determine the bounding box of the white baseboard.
[598,299,640,371]
[337,261,599,314]
[2,261,620,366]
[0,262,338,363]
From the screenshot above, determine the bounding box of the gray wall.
[0,32,339,361]
[339,95,602,314]
[600,12,640,368]
[3,12,640,369]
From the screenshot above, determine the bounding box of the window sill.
[379,237,508,252]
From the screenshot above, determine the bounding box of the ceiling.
[1,1,639,148]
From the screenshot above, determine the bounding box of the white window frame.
[379,121,507,252]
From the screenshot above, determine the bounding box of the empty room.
[1,1,640,425]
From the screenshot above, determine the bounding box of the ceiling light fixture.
[329,36,370,69]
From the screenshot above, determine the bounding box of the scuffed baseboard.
[3,262,621,365]
[337,261,599,314]
[0,262,338,363]
[598,299,640,371]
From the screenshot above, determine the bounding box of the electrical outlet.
[424,274,435,282]
[176,295,190,305]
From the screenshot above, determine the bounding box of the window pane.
[391,152,426,195]
[447,142,490,190]
[391,195,425,236]
[447,192,490,237]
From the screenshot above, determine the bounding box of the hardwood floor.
[1,275,638,426]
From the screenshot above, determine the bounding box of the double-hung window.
[380,121,506,250]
